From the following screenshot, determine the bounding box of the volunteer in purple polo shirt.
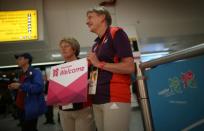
[86,7,135,131]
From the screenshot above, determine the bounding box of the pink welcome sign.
[47,58,88,105]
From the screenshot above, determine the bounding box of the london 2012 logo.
[53,68,59,77]
[158,70,197,97]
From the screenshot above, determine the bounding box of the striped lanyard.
[93,32,108,56]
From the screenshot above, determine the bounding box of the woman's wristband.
[97,61,106,69]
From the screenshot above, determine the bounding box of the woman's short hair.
[59,37,80,57]
[87,6,112,26]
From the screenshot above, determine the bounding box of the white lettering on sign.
[50,58,88,87]
[59,65,85,76]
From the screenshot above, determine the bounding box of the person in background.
[0,84,13,118]
[58,38,96,131]
[8,53,46,131]
[43,77,55,125]
[86,7,135,131]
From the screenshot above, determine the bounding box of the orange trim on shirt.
[110,55,131,103]
[110,73,131,103]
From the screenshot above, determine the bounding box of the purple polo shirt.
[91,27,133,104]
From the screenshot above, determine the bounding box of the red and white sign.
[47,58,88,105]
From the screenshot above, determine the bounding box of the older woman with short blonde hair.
[58,37,96,131]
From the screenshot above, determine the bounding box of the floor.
[0,93,144,131]
[0,106,144,131]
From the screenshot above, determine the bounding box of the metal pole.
[136,60,153,131]
[132,39,153,131]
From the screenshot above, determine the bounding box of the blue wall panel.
[144,55,204,131]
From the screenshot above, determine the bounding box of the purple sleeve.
[112,29,133,58]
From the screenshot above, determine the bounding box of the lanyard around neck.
[93,34,108,56]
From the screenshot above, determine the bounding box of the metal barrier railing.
[138,43,204,131]
[140,43,204,69]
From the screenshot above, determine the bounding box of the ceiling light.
[2,75,6,78]
[79,51,87,55]
[52,54,61,58]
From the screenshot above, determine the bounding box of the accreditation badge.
[62,103,73,110]
[89,68,98,95]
